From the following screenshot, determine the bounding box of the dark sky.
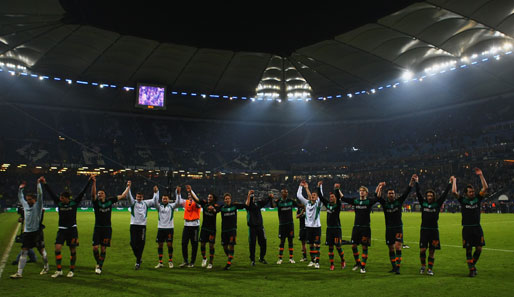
[60,0,423,56]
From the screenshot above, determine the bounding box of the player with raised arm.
[245,190,271,266]
[188,186,219,269]
[375,175,415,274]
[154,186,182,269]
[219,193,246,270]
[10,178,49,279]
[335,184,377,274]
[414,174,453,276]
[42,175,93,278]
[452,168,488,277]
[179,185,201,268]
[296,180,322,269]
[271,189,297,264]
[90,176,129,274]
[317,181,346,271]
[127,181,160,270]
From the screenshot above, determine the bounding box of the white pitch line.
[341,236,514,253]
[0,223,21,279]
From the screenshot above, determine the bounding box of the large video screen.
[136,84,166,110]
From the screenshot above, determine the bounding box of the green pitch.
[1,211,513,296]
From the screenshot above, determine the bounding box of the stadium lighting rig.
[0,43,512,103]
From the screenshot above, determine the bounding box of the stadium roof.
[0,0,513,100]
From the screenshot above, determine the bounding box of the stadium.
[0,0,513,296]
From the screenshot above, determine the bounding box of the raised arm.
[171,186,182,208]
[186,185,200,204]
[117,183,130,201]
[246,190,254,206]
[41,177,59,205]
[398,176,415,203]
[438,176,453,206]
[414,175,424,204]
[375,182,386,202]
[146,185,159,207]
[75,176,94,204]
[451,176,459,198]
[127,181,135,204]
[296,182,308,205]
[18,182,29,209]
[475,168,488,195]
[35,178,44,209]
[317,181,329,205]
[91,175,97,201]
[304,182,312,200]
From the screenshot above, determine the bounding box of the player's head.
[281,189,288,199]
[223,193,232,205]
[136,192,144,202]
[208,193,217,203]
[465,185,475,198]
[97,190,106,201]
[310,192,318,202]
[329,192,336,203]
[60,191,71,203]
[386,188,395,201]
[426,190,436,203]
[24,193,36,206]
[359,186,369,199]
[162,194,169,204]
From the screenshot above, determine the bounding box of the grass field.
[1,210,513,296]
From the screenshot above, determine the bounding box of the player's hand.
[176,186,181,194]
[153,185,158,193]
[39,176,46,184]
[334,183,340,189]
[186,185,192,192]
[268,193,274,199]
[127,180,132,187]
[91,175,96,182]
[248,190,254,196]
[208,205,215,212]
[474,168,483,176]
[19,182,26,189]
[302,181,308,188]
[378,182,386,187]
[317,181,323,187]
[413,175,419,183]
[450,176,455,183]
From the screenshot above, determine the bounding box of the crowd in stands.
[0,97,512,211]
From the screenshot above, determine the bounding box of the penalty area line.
[0,223,21,279]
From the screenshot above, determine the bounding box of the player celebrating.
[127,181,160,270]
[452,168,488,277]
[375,175,415,274]
[10,178,49,279]
[90,176,129,274]
[271,189,296,264]
[317,181,346,271]
[245,190,271,266]
[179,186,201,268]
[296,181,322,269]
[42,176,93,278]
[154,186,182,269]
[335,185,377,274]
[219,193,246,270]
[188,187,219,269]
[414,175,453,276]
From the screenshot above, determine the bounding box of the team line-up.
[10,167,488,279]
